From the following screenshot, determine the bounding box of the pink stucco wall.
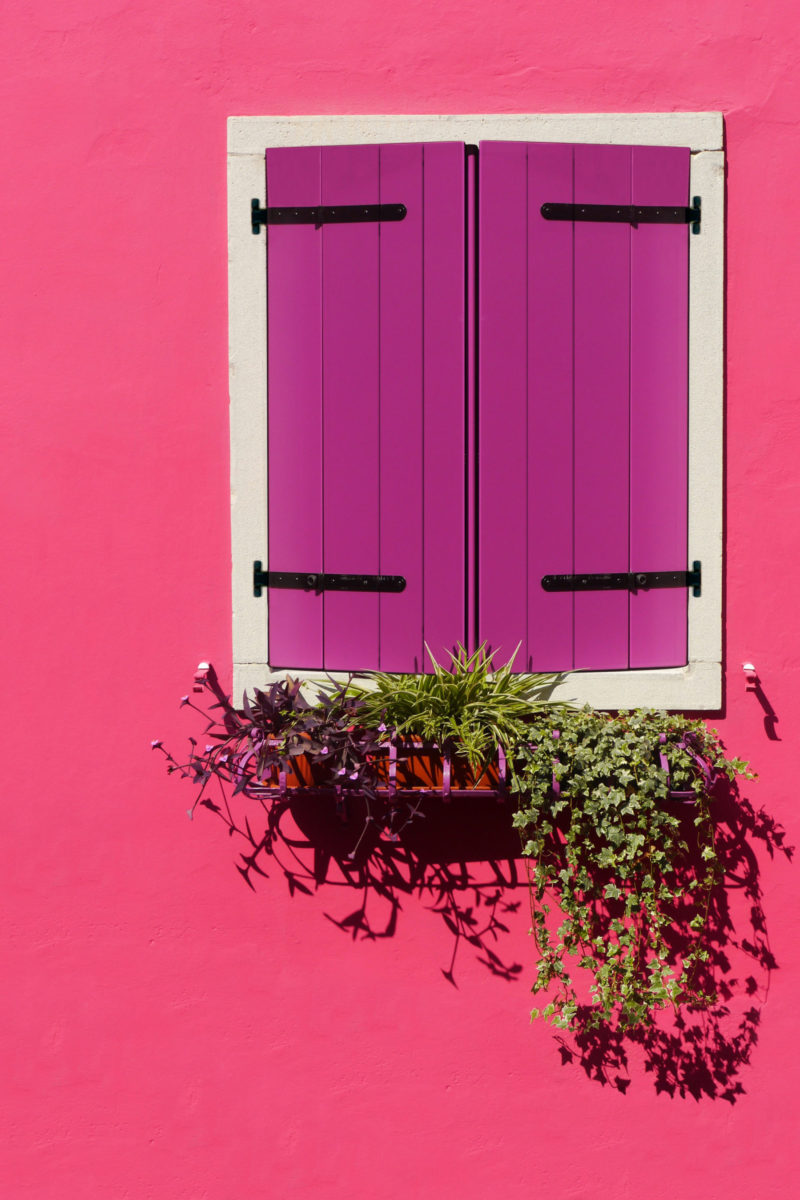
[3,2,800,1196]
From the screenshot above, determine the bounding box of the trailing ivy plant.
[354,642,559,770]
[510,707,753,1032]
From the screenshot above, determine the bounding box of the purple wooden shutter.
[265,143,465,672]
[478,141,690,672]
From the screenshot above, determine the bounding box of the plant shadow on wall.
[156,655,791,1102]
[249,789,527,986]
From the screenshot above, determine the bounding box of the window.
[228,115,724,709]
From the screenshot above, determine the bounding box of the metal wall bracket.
[542,561,702,598]
[251,200,407,234]
[254,562,406,597]
[541,199,701,232]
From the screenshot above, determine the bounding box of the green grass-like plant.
[354,643,559,769]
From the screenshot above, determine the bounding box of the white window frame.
[228,113,724,709]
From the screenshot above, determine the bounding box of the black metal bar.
[254,562,406,597]
[251,200,407,233]
[541,562,701,597]
[541,201,701,229]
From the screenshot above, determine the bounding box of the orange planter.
[256,739,509,799]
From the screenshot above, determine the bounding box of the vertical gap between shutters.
[464,145,470,654]
[469,145,480,654]
[465,145,477,656]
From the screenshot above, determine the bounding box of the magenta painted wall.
[3,2,800,1196]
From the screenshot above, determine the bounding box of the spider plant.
[353,643,560,769]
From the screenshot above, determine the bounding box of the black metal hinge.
[253,562,406,597]
[541,197,701,234]
[541,561,701,598]
[251,200,407,234]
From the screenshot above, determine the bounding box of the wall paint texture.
[3,2,799,1197]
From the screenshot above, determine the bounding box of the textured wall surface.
[3,2,799,1196]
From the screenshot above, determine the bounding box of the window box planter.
[248,738,510,801]
[159,660,757,1035]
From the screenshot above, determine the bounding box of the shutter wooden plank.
[629,146,690,667]
[477,142,529,667]
[322,145,381,670]
[266,146,324,668]
[573,144,631,669]
[526,142,575,671]
[377,144,425,671]
[422,142,467,667]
